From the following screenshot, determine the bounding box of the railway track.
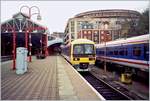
[80,72,131,100]
[62,55,147,100]
[1,56,12,62]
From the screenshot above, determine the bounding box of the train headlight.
[73,58,80,61]
[89,57,95,61]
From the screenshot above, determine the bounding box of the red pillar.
[29,32,32,62]
[45,34,48,56]
[25,30,28,49]
[12,28,16,70]
[29,46,32,62]
[40,35,42,54]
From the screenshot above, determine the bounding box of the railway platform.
[1,55,105,100]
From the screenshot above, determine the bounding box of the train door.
[144,43,149,61]
[132,44,143,60]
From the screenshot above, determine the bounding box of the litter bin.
[121,73,132,84]
[16,47,28,75]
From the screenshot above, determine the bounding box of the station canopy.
[1,12,49,56]
[1,12,48,34]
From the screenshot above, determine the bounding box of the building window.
[84,26,87,29]
[84,31,87,34]
[116,21,121,24]
[96,21,101,24]
[101,31,104,34]
[94,32,98,36]
[88,31,91,34]
[95,37,98,40]
[71,21,74,26]
[94,31,98,33]
[88,34,92,40]
[71,27,74,32]
[83,35,85,38]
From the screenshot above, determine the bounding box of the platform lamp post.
[40,38,42,55]
[20,5,42,62]
[103,22,108,73]
[12,27,16,70]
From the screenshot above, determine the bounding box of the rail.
[80,72,131,100]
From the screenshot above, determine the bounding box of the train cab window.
[73,44,94,55]
[84,44,94,54]
[73,45,84,54]
[133,47,141,56]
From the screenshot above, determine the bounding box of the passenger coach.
[62,39,96,71]
[95,34,149,76]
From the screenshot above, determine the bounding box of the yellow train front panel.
[71,57,95,65]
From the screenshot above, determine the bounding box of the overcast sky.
[1,1,149,33]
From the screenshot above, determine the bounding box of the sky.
[1,1,149,34]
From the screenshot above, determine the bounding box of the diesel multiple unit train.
[62,39,96,71]
[95,34,149,76]
[62,34,149,76]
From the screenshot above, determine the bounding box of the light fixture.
[37,14,42,21]
[19,29,22,32]
[33,30,37,33]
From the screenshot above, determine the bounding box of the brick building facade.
[64,9,141,45]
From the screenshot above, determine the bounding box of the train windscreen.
[73,44,94,55]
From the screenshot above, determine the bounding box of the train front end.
[71,41,96,72]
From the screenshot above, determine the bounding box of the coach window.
[100,51,104,55]
[99,51,102,55]
[125,48,128,56]
[114,50,118,55]
[102,51,104,55]
[144,43,149,60]
[110,51,113,55]
[119,48,124,56]
[133,47,141,56]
